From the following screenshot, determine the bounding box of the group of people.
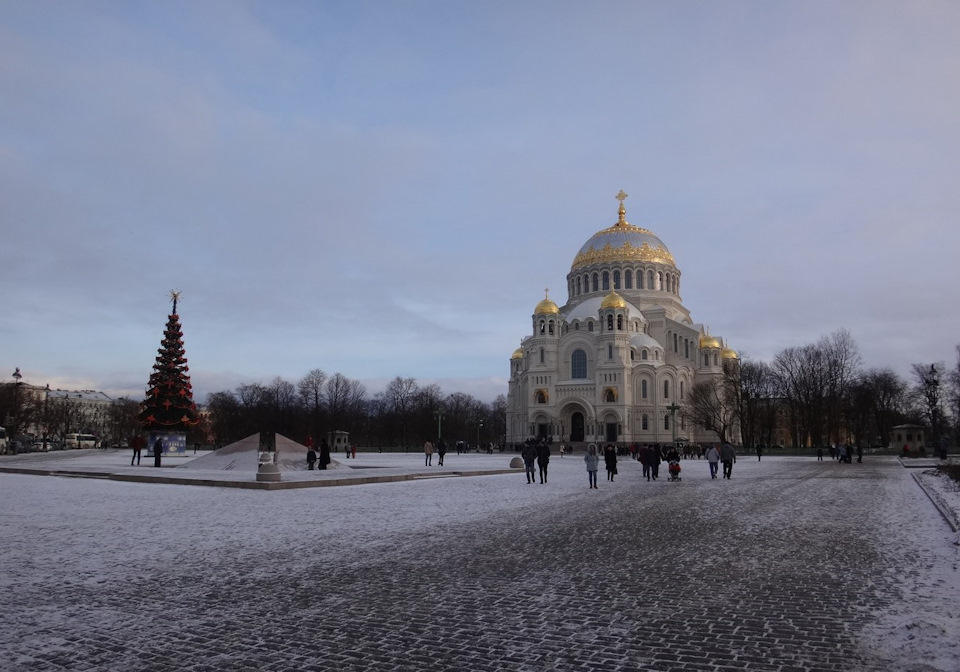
[423,438,448,466]
[305,437,333,470]
[129,434,165,467]
[520,437,552,484]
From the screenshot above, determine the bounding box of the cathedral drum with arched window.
[505,190,739,449]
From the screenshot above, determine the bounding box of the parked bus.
[64,433,99,449]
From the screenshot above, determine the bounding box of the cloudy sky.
[2,0,959,404]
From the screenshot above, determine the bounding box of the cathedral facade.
[506,192,737,448]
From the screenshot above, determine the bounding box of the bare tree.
[298,368,327,442]
[912,362,945,445]
[684,378,737,445]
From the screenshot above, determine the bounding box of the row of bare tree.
[684,329,960,448]
[202,370,507,449]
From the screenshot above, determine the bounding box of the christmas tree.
[138,290,201,430]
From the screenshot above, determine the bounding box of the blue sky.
[2,1,959,403]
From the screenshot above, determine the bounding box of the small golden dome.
[534,289,559,315]
[600,290,627,310]
[511,348,524,360]
[722,347,738,360]
[700,334,721,349]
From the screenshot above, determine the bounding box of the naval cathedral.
[506,192,738,448]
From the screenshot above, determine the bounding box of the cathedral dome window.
[588,321,594,332]
[641,349,648,360]
[592,273,599,292]
[624,270,632,289]
[613,270,621,289]
[602,271,610,290]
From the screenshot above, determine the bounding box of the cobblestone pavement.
[0,456,952,671]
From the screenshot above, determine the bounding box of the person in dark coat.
[536,440,551,484]
[437,438,447,466]
[153,437,163,467]
[646,444,662,481]
[306,447,317,470]
[130,433,145,466]
[604,444,618,481]
[319,439,331,470]
[720,443,737,479]
[521,441,538,484]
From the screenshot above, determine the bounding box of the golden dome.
[700,334,721,349]
[534,289,559,315]
[511,348,524,360]
[571,191,676,271]
[721,347,738,360]
[600,290,627,310]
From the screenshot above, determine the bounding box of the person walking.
[584,444,599,489]
[705,444,720,479]
[720,442,736,479]
[130,433,145,466]
[319,438,331,470]
[756,444,763,461]
[424,440,434,466]
[521,441,538,484]
[856,444,863,463]
[604,444,618,481]
[639,444,650,479]
[153,437,163,468]
[537,440,551,484]
[437,438,447,466]
[306,445,317,470]
[817,446,824,461]
[647,444,662,481]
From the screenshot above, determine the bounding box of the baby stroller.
[667,460,682,481]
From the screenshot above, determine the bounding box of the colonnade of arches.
[568,265,680,299]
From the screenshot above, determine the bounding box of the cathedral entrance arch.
[570,412,584,442]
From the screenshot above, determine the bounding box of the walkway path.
[1,455,956,670]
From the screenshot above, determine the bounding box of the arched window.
[602,271,610,290]
[539,348,544,364]
[657,271,663,290]
[607,344,613,360]
[574,322,580,331]
[680,380,685,399]
[642,414,649,430]
[663,380,670,399]
[576,277,581,295]
[613,270,620,289]
[539,320,545,334]
[592,273,599,292]
[641,380,648,398]
[647,270,654,288]
[605,388,616,402]
[548,321,554,335]
[673,333,678,352]
[535,390,547,404]
[703,353,709,367]
[624,270,632,289]
[630,349,635,361]
[684,339,689,358]
[571,349,587,379]
[606,315,613,331]
[617,315,623,330]
[588,321,594,332]
[641,349,648,361]
[714,353,719,366]
[664,415,670,430]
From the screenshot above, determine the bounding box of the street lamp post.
[434,410,443,441]
[666,402,680,447]
[477,421,484,451]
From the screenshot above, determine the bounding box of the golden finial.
[170,289,182,314]
[616,190,628,226]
